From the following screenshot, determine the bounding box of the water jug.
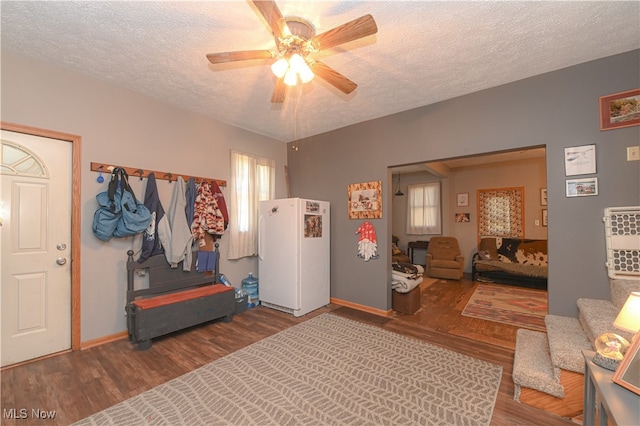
[242,273,259,308]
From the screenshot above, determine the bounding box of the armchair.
[425,237,464,280]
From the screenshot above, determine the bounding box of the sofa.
[472,237,547,289]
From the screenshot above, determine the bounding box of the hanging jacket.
[210,180,229,231]
[185,177,196,228]
[191,181,225,246]
[138,173,171,263]
[166,176,194,270]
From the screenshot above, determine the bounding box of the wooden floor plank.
[1,276,576,426]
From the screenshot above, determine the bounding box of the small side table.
[582,349,640,426]
[408,241,429,265]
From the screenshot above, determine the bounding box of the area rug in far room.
[73,313,502,426]
[462,283,548,332]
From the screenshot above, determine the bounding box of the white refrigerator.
[258,198,330,317]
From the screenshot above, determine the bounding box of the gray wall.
[287,50,640,317]
[1,51,288,342]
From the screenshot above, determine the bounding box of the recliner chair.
[425,237,464,280]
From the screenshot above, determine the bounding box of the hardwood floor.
[1,276,577,426]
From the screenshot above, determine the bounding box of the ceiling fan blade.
[310,61,358,94]
[206,50,274,64]
[251,0,290,39]
[271,77,286,103]
[309,14,377,51]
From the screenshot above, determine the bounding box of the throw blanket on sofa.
[479,237,548,267]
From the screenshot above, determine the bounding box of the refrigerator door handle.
[258,215,264,261]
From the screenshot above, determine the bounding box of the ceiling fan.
[206,0,378,103]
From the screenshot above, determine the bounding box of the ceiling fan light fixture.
[271,57,289,78]
[283,67,298,86]
[290,54,314,83]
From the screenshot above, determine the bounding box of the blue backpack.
[92,168,151,241]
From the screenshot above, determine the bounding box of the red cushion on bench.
[132,284,233,310]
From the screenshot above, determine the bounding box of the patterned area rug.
[462,283,548,332]
[73,313,502,426]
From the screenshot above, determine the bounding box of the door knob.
[56,257,67,265]
[57,243,67,251]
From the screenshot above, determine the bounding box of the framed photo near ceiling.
[564,144,596,176]
[540,188,547,206]
[600,88,640,131]
[566,177,598,197]
[348,180,382,219]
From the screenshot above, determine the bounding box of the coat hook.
[165,172,173,183]
[135,169,144,180]
[97,165,105,183]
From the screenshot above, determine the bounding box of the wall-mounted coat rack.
[90,162,226,187]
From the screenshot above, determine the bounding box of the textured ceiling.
[2,1,639,142]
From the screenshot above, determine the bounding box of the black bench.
[125,244,235,350]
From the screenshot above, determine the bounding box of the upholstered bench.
[125,246,236,350]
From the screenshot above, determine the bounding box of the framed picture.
[542,209,548,227]
[348,181,382,219]
[612,336,640,396]
[455,213,470,223]
[564,144,596,176]
[566,177,598,197]
[600,88,640,131]
[540,188,547,206]
[457,192,469,207]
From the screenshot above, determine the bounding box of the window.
[477,187,524,237]
[227,150,275,259]
[406,182,441,235]
[1,141,47,177]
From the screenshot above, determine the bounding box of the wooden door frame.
[1,121,81,351]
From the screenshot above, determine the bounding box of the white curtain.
[406,182,441,235]
[227,150,275,259]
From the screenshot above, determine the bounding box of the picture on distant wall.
[348,180,382,219]
[540,188,548,206]
[456,192,469,207]
[455,213,470,222]
[542,209,548,226]
[600,88,640,131]
[564,144,596,176]
[566,177,598,197]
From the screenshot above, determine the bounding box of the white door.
[1,129,72,367]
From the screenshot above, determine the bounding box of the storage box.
[392,286,421,314]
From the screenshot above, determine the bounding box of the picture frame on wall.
[456,192,469,207]
[347,180,382,219]
[599,88,640,131]
[564,144,596,176]
[540,188,547,206]
[542,209,548,226]
[455,213,470,223]
[566,177,598,197]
